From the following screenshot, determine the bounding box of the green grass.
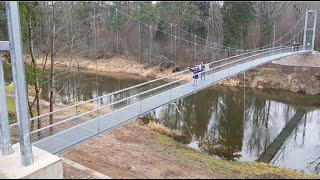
[4,83,38,124]
[155,133,319,179]
[5,83,15,94]
[157,133,177,145]
[6,97,16,124]
[5,82,36,97]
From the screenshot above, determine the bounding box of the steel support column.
[6,1,34,166]
[303,10,308,50]
[0,55,13,156]
[311,10,317,51]
[303,10,317,51]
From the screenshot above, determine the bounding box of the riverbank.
[30,54,177,80]
[220,53,320,95]
[62,120,318,179]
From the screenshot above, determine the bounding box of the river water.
[22,69,320,175]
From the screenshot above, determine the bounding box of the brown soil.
[274,51,320,67]
[61,121,318,179]
[62,122,228,179]
[220,51,320,95]
[63,162,97,179]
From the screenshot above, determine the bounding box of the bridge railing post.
[212,66,214,83]
[6,1,34,166]
[169,81,172,102]
[0,52,13,156]
[139,94,142,115]
[96,94,101,135]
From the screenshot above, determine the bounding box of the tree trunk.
[49,2,55,135]
[27,10,42,133]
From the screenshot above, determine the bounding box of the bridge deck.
[34,50,308,154]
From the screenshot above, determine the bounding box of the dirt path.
[62,122,228,179]
[63,162,98,179]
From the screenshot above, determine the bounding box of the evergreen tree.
[222,1,255,49]
[258,1,273,47]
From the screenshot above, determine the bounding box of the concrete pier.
[0,143,62,179]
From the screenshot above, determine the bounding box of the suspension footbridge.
[0,1,317,170]
[33,47,310,154]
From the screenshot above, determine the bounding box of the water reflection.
[147,86,320,175]
[271,110,320,175]
[42,71,147,105]
[151,87,296,160]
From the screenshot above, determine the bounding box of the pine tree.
[222,1,255,49]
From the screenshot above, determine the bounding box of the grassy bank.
[148,122,318,179]
[222,66,320,95]
[5,82,39,124]
[32,55,177,80]
[63,120,319,178]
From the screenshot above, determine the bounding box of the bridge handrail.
[29,45,310,135]
[206,45,288,67]
[15,45,296,127]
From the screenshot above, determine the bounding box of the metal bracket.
[0,41,10,51]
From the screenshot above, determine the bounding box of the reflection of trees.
[246,94,272,158]
[198,87,244,161]
[310,159,320,174]
[213,88,244,160]
[160,102,180,129]
[242,89,298,161]
[43,71,144,105]
[156,88,217,139]
[180,90,217,139]
[150,85,310,164]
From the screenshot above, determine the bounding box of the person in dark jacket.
[293,40,300,52]
[188,66,199,86]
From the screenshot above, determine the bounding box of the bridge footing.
[0,143,63,179]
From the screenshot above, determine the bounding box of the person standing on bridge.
[188,66,199,86]
[199,62,206,81]
[293,40,300,52]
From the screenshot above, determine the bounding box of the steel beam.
[0,56,13,156]
[6,1,34,166]
[303,10,317,51]
[312,10,317,51]
[303,10,308,49]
